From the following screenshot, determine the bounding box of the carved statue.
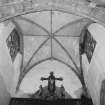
[41,72,63,95]
[60,84,65,98]
[38,85,43,97]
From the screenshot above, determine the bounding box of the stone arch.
[19,57,82,97]
[17,57,82,92]
[0,0,104,26]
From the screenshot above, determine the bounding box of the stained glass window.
[80,30,96,63]
[6,29,20,62]
[84,30,96,63]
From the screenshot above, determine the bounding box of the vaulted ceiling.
[0,0,104,93]
[14,11,90,72]
[13,10,92,92]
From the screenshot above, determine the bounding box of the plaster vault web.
[14,10,90,83]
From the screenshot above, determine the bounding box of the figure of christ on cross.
[41,72,63,95]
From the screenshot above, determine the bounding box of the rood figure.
[41,72,63,95]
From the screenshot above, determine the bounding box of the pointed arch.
[0,0,104,27]
[16,56,82,92]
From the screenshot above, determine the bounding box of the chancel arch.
[20,59,82,98]
[0,0,105,27]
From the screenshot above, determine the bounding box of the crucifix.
[41,72,63,95]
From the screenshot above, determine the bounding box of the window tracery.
[6,29,20,62]
[80,30,96,63]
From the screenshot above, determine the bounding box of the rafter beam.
[53,18,87,34]
[23,37,50,71]
[54,35,80,37]
[16,57,52,92]
[23,57,52,76]
[53,57,81,80]
[16,56,82,92]
[16,16,50,35]
[23,34,49,36]
[53,37,80,72]
[51,10,53,58]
